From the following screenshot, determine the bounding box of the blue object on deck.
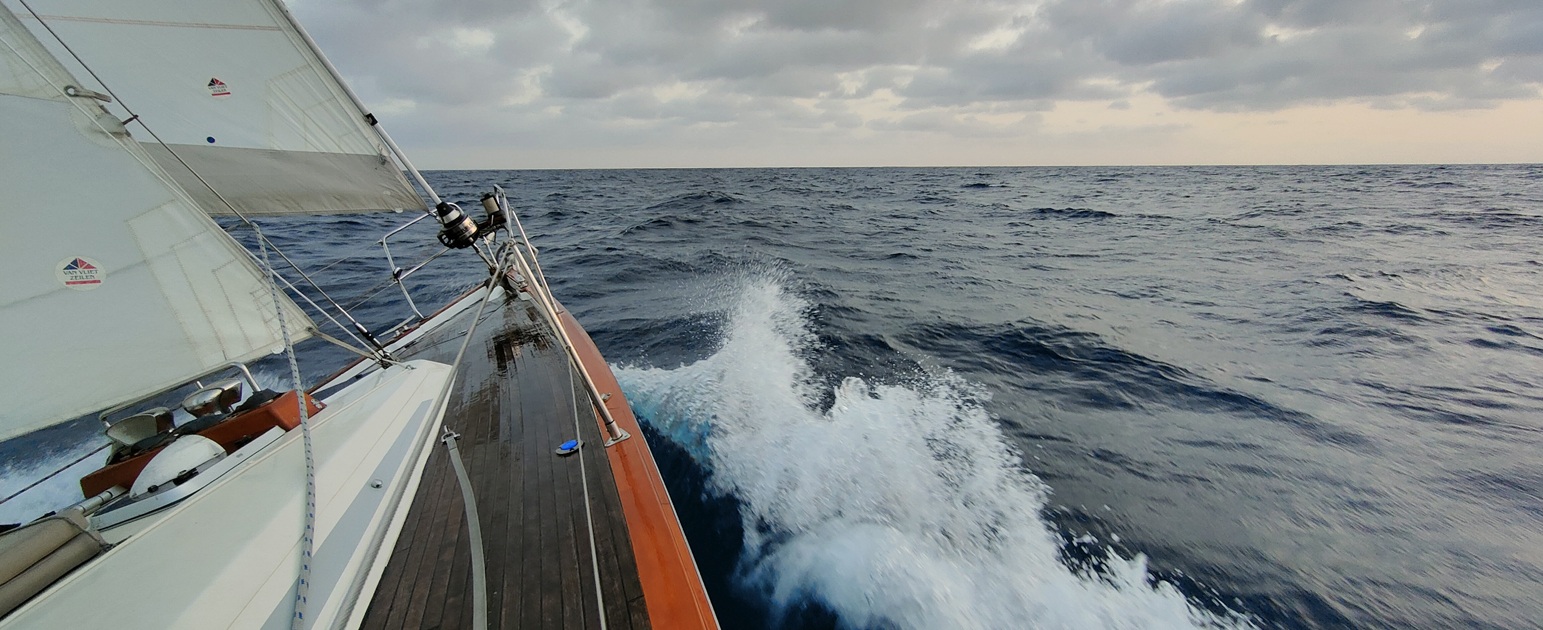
[555,439,580,456]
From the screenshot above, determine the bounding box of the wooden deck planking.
[556,309,717,629]
[580,381,643,629]
[477,378,512,630]
[360,292,647,630]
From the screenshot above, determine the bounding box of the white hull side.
[0,360,454,629]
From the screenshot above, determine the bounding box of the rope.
[568,361,611,630]
[254,224,316,630]
[406,251,515,630]
[310,329,404,366]
[327,277,505,627]
[440,429,487,630]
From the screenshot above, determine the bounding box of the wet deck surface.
[360,291,649,630]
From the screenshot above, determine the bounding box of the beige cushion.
[0,511,107,617]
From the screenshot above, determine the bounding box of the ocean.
[4,164,1541,629]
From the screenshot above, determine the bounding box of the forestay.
[0,5,314,441]
[8,0,425,216]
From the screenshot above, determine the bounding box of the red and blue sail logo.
[56,256,105,290]
[208,77,231,97]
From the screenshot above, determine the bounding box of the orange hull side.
[558,307,720,630]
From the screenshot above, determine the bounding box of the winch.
[435,201,479,248]
[435,191,509,249]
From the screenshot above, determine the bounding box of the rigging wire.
[14,0,393,359]
[7,14,574,627]
[335,242,456,315]
[267,267,378,358]
[11,8,362,624]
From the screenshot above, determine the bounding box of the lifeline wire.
[0,443,109,507]
[268,268,381,360]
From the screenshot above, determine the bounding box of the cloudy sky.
[292,0,1543,168]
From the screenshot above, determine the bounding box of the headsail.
[8,0,425,216]
[0,5,315,441]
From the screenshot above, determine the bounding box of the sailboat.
[0,0,717,628]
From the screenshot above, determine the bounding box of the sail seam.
[15,0,397,362]
[0,9,311,434]
[259,0,444,206]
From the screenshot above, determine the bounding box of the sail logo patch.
[56,256,105,290]
[208,77,231,97]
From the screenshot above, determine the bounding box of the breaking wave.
[616,272,1252,629]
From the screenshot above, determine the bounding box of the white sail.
[7,0,425,216]
[0,5,315,441]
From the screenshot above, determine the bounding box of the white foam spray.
[617,272,1252,629]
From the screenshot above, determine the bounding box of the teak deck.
[359,290,668,630]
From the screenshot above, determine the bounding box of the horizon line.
[414,161,1542,172]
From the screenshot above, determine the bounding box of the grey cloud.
[723,67,847,98]
[1247,0,1413,29]
[868,110,1038,138]
[1047,0,1265,65]
[742,0,933,33]
[543,55,658,99]
[899,55,1091,107]
[292,0,1543,158]
[302,4,568,107]
[1133,15,1542,110]
[643,0,936,34]
[1496,57,1543,84]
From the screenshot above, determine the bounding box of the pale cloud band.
[295,0,1543,168]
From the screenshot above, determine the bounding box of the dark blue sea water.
[5,164,1542,629]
